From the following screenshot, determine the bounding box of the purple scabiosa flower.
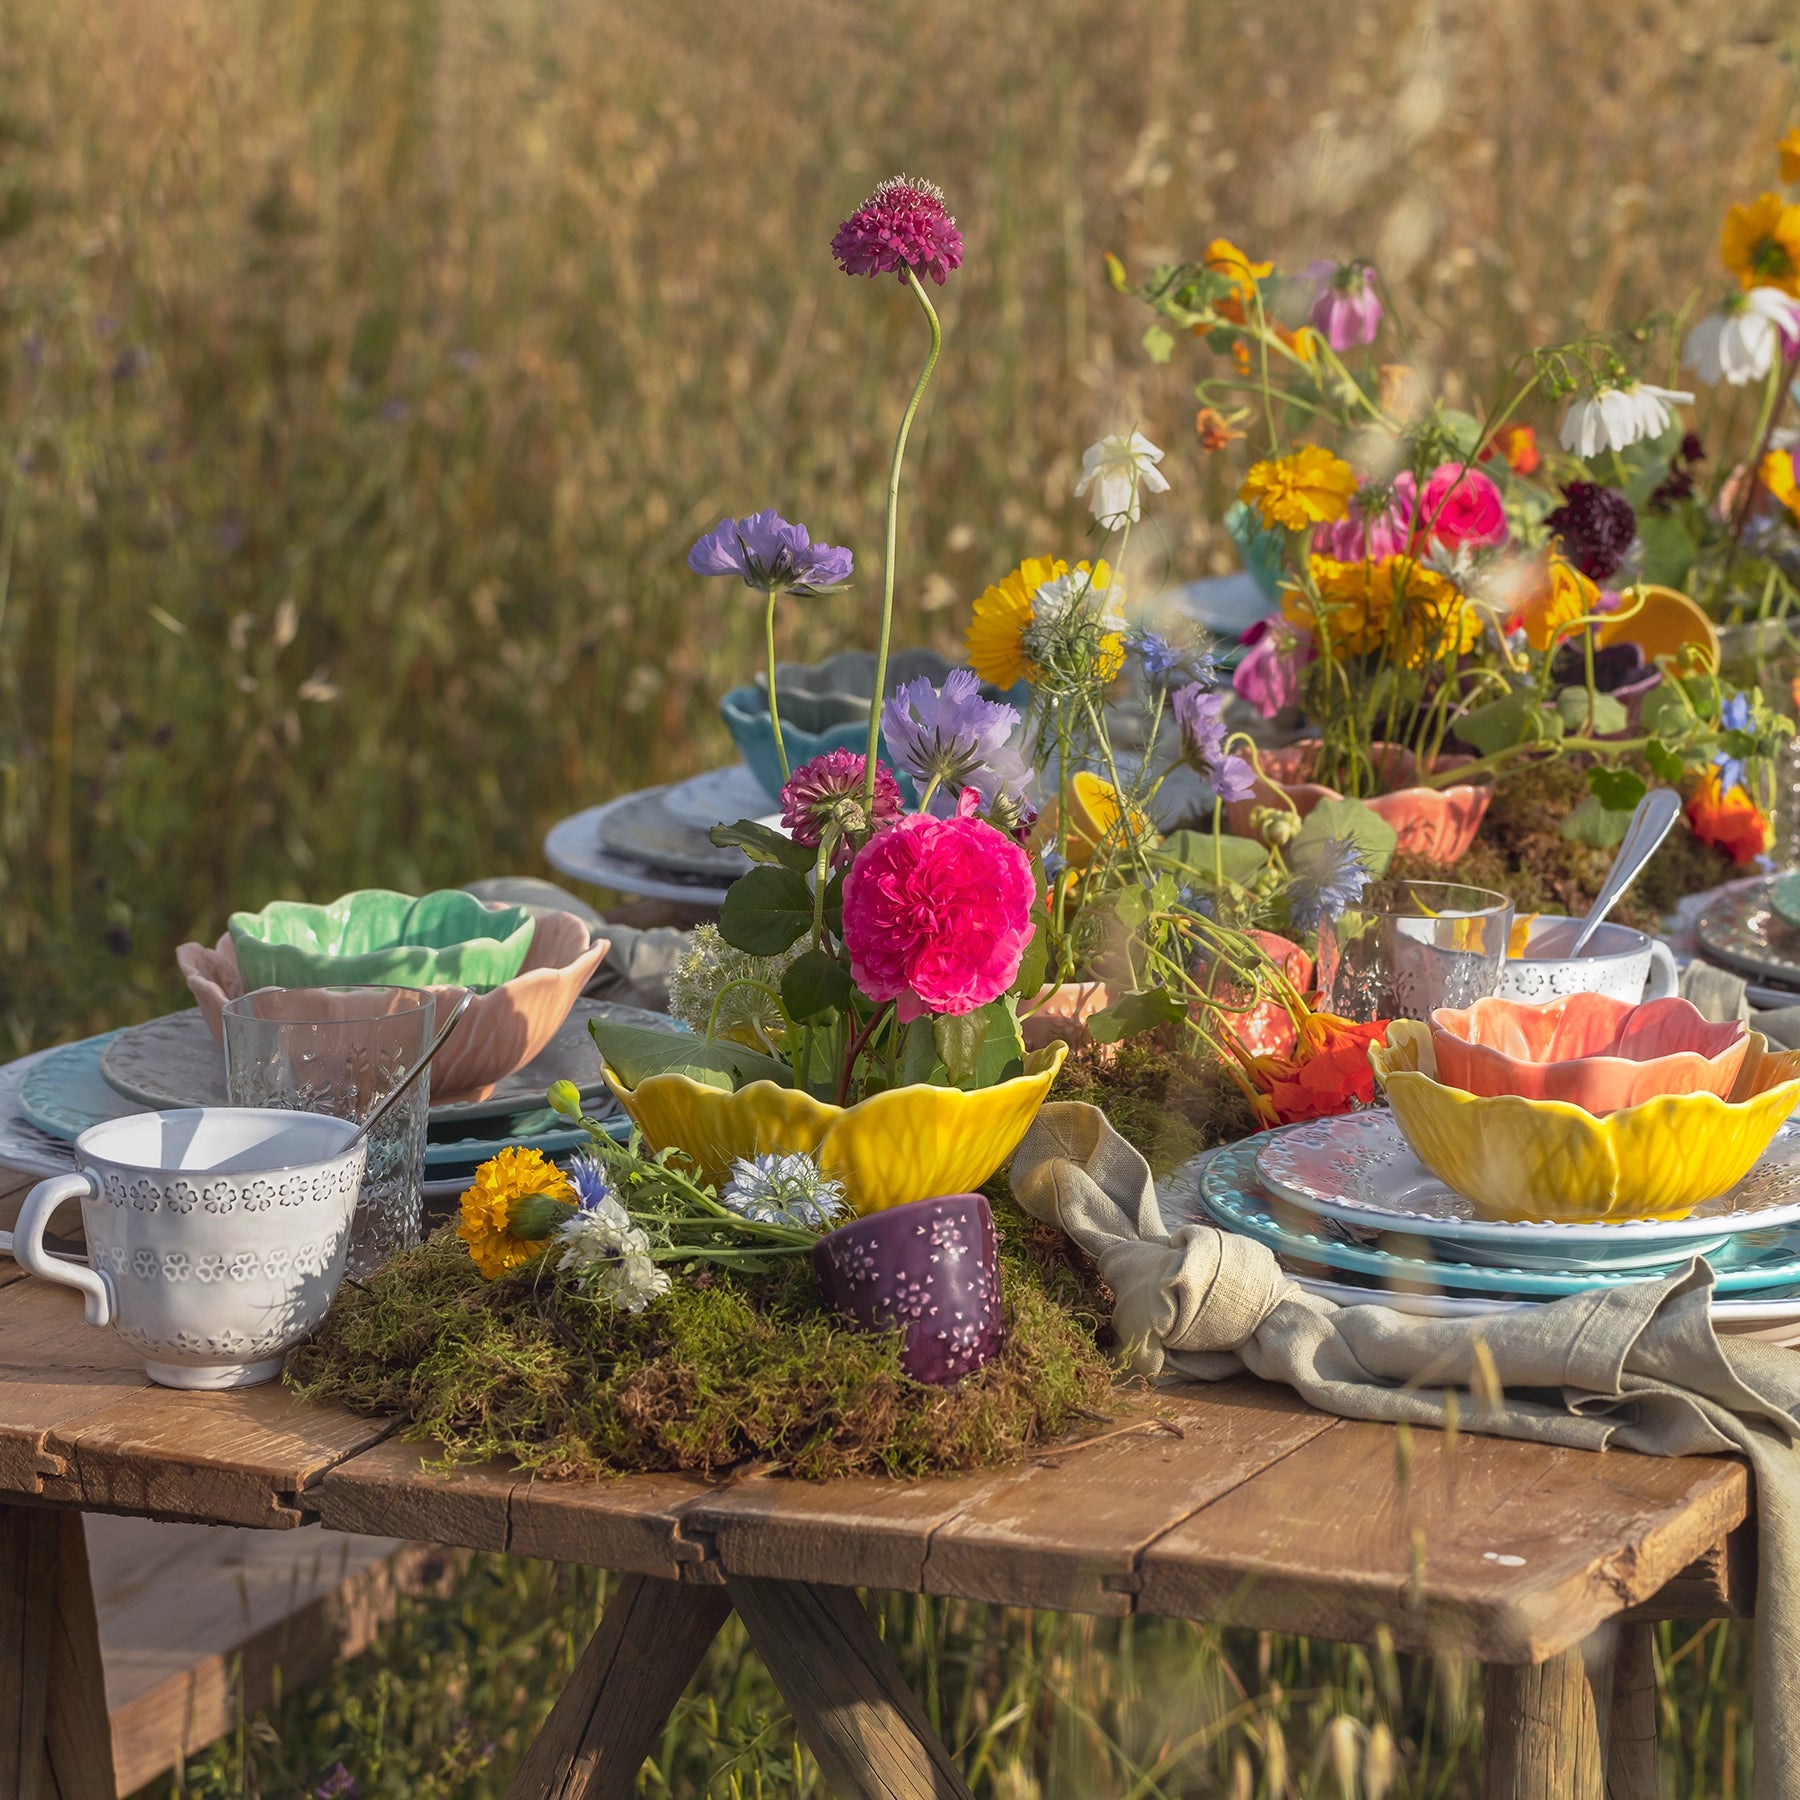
[1287,835,1371,932]
[1173,684,1256,803]
[832,176,964,286]
[1544,481,1638,582]
[687,510,854,597]
[1131,629,1215,692]
[1303,260,1383,351]
[564,1153,613,1215]
[779,749,902,865]
[315,1766,356,1800]
[882,669,1030,811]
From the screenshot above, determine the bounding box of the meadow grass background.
[2,0,1796,1791]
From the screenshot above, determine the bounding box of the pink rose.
[1418,462,1508,549]
[841,811,1036,1021]
[1232,617,1315,719]
[1314,472,1415,562]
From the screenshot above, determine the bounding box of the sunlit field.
[2,0,1792,1790]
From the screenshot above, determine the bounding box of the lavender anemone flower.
[832,176,964,286]
[1172,684,1256,804]
[1287,834,1371,932]
[687,509,854,598]
[1304,260,1383,352]
[882,669,1030,812]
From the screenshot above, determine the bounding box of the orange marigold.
[1284,554,1480,667]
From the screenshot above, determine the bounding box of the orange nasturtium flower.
[1240,446,1359,532]
[1205,238,1273,304]
[1760,449,1800,524]
[1480,423,1540,475]
[1721,193,1800,296]
[1196,406,1244,451]
[1513,554,1600,652]
[1687,767,1774,866]
[1231,1009,1391,1128]
[1780,127,1800,185]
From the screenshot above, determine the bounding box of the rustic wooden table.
[0,1164,1754,1800]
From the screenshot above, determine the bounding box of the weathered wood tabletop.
[0,1162,1756,1800]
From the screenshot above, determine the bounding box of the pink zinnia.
[1417,462,1508,550]
[841,806,1035,1020]
[831,176,964,286]
[1304,260,1383,351]
[1314,472,1416,562]
[779,750,902,867]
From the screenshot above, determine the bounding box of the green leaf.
[1087,988,1189,1045]
[1008,903,1051,1000]
[1142,324,1176,365]
[1453,688,1560,757]
[1292,797,1398,880]
[1556,687,1629,736]
[1111,883,1150,931]
[1151,830,1269,886]
[587,1019,794,1091]
[933,1011,991,1087]
[719,865,814,956]
[1638,681,1695,739]
[709,819,816,872]
[1645,741,1687,784]
[899,1016,943,1087]
[1586,765,1646,812]
[780,948,852,1022]
[1637,513,1699,591]
[1560,794,1635,849]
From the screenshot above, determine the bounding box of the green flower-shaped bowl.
[228,889,536,992]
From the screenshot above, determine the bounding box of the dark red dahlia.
[831,176,964,286]
[1544,480,1638,582]
[1647,433,1708,515]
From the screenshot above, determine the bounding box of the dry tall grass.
[2,0,1794,1041]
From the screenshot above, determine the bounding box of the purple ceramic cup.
[811,1193,1004,1386]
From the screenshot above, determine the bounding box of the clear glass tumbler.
[222,986,432,1277]
[1317,880,1513,1023]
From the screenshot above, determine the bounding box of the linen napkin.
[1011,1102,1800,1797]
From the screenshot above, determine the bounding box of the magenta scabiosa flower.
[1545,480,1638,582]
[1314,472,1417,562]
[779,750,901,865]
[1303,260,1383,351]
[832,176,964,286]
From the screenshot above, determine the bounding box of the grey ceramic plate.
[1696,879,1800,986]
[597,788,751,879]
[98,997,659,1123]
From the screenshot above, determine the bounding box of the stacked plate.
[1168,1110,1800,1343]
[1696,874,1800,1006]
[3,997,657,1203]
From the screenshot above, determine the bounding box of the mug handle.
[1644,940,1680,1002]
[13,1173,113,1328]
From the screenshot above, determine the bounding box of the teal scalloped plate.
[18,1032,142,1141]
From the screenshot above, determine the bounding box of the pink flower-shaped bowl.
[176,910,608,1104]
[1427,993,1750,1115]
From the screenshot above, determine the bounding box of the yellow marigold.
[965,555,1117,688]
[1285,555,1479,668]
[1722,192,1800,296]
[1515,555,1599,652]
[1781,127,1800,185]
[1241,446,1360,532]
[1205,238,1272,305]
[1761,448,1800,523]
[457,1145,570,1281]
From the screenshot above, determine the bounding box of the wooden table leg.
[1483,1626,1618,1800]
[1606,1623,1659,1800]
[505,1573,731,1800]
[0,1502,116,1800]
[727,1576,974,1800]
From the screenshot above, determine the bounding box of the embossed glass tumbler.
[222,986,432,1278]
[1317,880,1513,1023]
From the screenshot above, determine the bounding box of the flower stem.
[764,587,790,781]
[862,266,944,813]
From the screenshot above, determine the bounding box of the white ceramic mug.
[1497,916,1680,1006]
[14,1108,365,1390]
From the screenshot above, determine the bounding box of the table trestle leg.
[1483,1625,1619,1800]
[503,1574,731,1800]
[1605,1622,1659,1800]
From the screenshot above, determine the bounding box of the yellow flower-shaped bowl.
[1370,1020,1800,1223]
[602,1042,1068,1215]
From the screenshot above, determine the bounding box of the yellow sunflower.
[1780,127,1800,185]
[1515,555,1599,652]
[458,1145,571,1280]
[1721,192,1800,296]
[1285,555,1478,668]
[965,555,1118,688]
[1240,446,1360,532]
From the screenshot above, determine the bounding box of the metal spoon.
[341,989,474,1152]
[1566,785,1684,957]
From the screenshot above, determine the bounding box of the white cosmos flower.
[1682,288,1800,387]
[1075,432,1170,525]
[1032,570,1127,634]
[1559,382,1694,458]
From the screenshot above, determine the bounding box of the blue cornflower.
[720,1152,847,1230]
[1287,835,1371,932]
[687,510,853,598]
[881,669,1031,812]
[564,1153,614,1215]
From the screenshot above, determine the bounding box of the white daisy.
[1682,288,1800,387]
[1559,381,1694,458]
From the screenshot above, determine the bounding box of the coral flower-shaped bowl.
[1371,1019,1800,1223]
[1428,993,1750,1114]
[602,1043,1067,1215]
